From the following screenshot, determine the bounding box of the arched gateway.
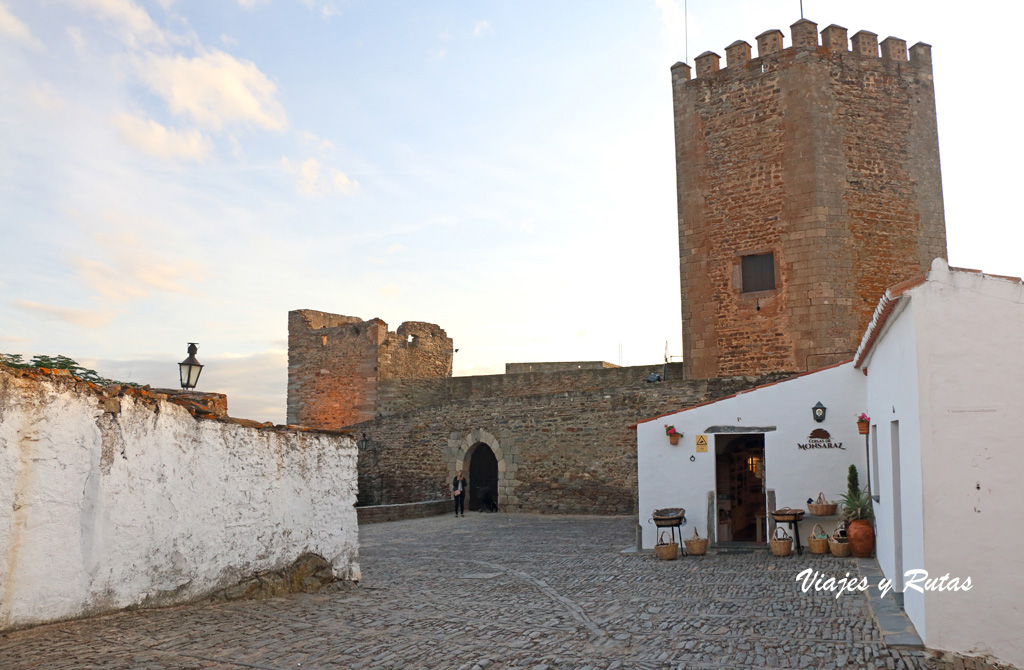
[449,429,514,511]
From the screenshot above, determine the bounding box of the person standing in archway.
[452,470,466,517]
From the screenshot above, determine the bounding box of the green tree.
[1,353,134,386]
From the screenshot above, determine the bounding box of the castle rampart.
[673,19,947,379]
[286,310,453,429]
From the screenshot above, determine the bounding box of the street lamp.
[179,343,204,390]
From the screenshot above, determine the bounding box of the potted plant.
[664,425,680,446]
[856,413,870,435]
[840,465,874,557]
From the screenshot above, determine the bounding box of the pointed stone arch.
[448,428,518,510]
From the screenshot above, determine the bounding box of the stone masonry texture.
[287,308,793,515]
[674,20,947,379]
[287,310,453,428]
[350,368,791,514]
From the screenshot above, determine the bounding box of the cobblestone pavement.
[0,515,1013,670]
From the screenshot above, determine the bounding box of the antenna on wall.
[685,0,689,64]
[800,0,804,19]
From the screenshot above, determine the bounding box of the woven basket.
[655,531,678,560]
[808,523,830,554]
[808,492,838,516]
[684,528,708,556]
[652,508,686,527]
[829,539,851,557]
[772,507,805,523]
[770,527,793,557]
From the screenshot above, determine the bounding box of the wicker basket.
[652,508,686,527]
[808,492,838,516]
[655,531,678,560]
[684,528,708,556]
[829,524,850,556]
[770,527,793,557]
[772,507,805,523]
[808,523,830,554]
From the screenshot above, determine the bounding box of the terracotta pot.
[857,421,870,435]
[669,434,680,445]
[847,519,875,558]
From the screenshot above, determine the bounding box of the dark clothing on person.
[452,475,466,516]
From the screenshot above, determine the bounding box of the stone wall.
[377,363,681,417]
[351,372,790,515]
[287,310,452,429]
[0,364,359,631]
[674,19,947,380]
[505,361,621,374]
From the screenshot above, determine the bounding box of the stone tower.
[673,19,947,379]
[287,310,453,429]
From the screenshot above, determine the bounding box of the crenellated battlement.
[671,15,947,380]
[673,18,931,81]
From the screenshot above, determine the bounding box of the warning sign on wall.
[696,434,708,452]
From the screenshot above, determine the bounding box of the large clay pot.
[847,519,875,558]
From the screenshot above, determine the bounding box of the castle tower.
[287,310,453,429]
[673,19,947,378]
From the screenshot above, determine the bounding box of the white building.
[635,259,1024,668]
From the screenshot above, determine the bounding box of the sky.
[2,0,1022,423]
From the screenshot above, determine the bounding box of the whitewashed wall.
[0,369,360,630]
[864,259,1024,668]
[862,297,927,634]
[637,364,866,549]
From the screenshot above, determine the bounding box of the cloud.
[0,2,44,50]
[299,131,336,155]
[68,225,206,303]
[386,244,406,254]
[379,284,401,298]
[220,33,239,46]
[236,0,270,7]
[69,0,166,48]
[473,20,491,38]
[280,157,358,196]
[113,113,210,161]
[139,50,287,131]
[14,300,117,328]
[27,83,67,112]
[66,26,87,51]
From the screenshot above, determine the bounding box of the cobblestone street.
[0,515,1006,669]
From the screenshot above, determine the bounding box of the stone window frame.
[733,249,781,300]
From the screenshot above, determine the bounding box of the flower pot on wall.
[847,519,875,558]
[857,421,870,435]
[669,434,680,446]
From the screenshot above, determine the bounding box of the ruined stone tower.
[673,19,947,379]
[287,310,453,429]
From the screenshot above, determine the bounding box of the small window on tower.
[741,253,775,293]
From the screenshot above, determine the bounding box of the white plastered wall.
[637,364,866,550]
[898,260,1023,667]
[862,296,926,633]
[0,373,360,630]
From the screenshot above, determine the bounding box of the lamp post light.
[178,343,204,390]
[812,401,827,423]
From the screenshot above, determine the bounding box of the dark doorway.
[468,443,498,512]
[715,434,766,543]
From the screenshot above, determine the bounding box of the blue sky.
[2,0,1021,422]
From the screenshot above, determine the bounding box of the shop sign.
[798,428,845,451]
